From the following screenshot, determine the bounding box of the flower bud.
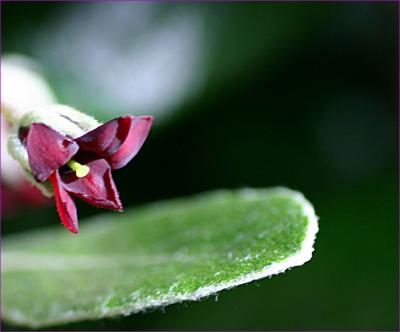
[1,55,56,125]
[1,55,57,187]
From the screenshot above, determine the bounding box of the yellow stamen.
[67,160,90,178]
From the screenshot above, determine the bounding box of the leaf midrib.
[2,252,200,272]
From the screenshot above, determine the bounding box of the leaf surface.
[1,188,318,328]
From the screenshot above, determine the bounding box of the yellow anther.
[67,160,90,178]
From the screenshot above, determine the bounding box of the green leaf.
[1,188,318,328]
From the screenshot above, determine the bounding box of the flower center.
[67,160,90,178]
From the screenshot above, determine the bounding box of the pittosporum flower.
[8,105,153,233]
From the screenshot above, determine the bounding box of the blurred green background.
[1,2,398,330]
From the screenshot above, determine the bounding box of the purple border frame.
[0,1,398,331]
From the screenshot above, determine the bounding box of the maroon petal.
[27,123,79,182]
[49,171,79,234]
[76,115,153,169]
[61,159,123,211]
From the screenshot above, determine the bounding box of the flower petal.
[26,123,79,182]
[61,159,123,211]
[48,172,79,234]
[76,115,153,169]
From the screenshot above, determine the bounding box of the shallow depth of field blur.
[1,2,398,330]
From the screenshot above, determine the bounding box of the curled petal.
[49,172,79,234]
[61,159,123,211]
[76,115,153,169]
[26,123,79,182]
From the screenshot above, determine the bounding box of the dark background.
[1,2,398,330]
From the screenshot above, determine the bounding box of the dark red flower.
[23,116,153,233]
